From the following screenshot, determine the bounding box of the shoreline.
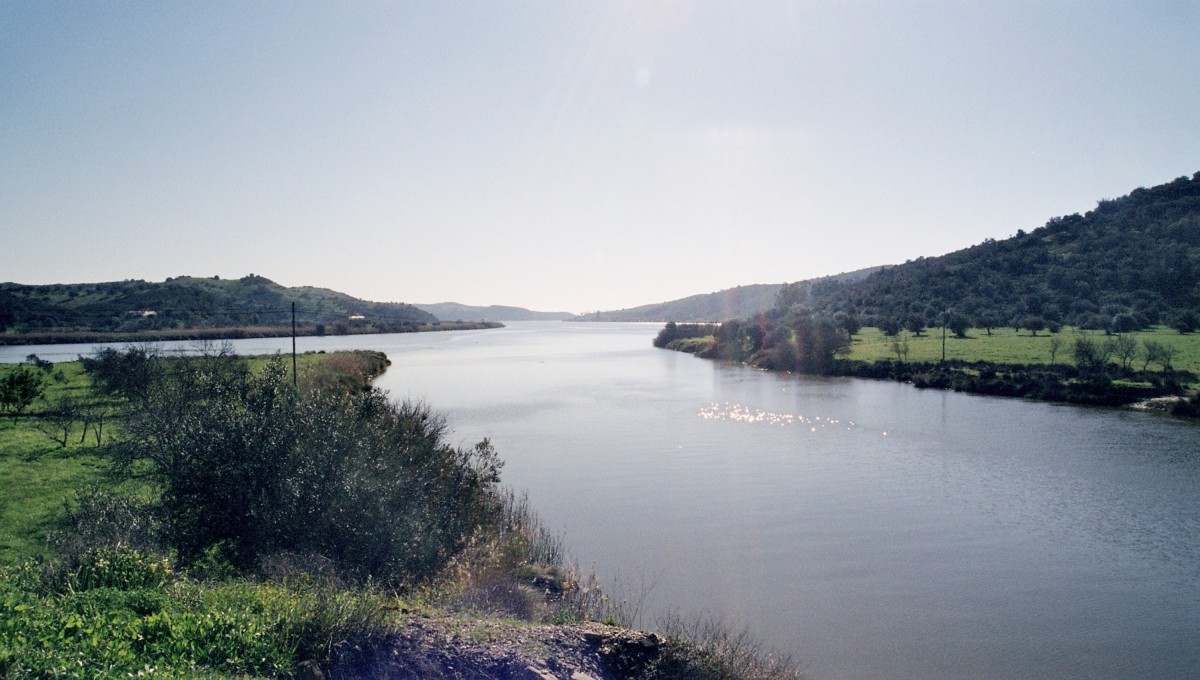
[664,337,1199,416]
[0,320,503,346]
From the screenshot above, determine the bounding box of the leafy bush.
[104,349,503,584]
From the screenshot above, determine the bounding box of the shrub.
[107,350,503,585]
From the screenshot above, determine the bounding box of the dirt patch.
[323,616,664,680]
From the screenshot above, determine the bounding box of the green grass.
[0,361,117,562]
[0,555,407,679]
[847,325,1200,376]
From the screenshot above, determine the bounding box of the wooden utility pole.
[292,302,298,388]
[941,318,947,363]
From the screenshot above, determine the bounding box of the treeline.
[782,172,1200,335]
[0,273,437,335]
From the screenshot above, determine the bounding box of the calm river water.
[5,322,1199,679]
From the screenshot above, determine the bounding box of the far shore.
[0,320,503,346]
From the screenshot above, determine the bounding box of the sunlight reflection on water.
[697,402,857,430]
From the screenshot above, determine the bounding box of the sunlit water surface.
[6,323,1199,680]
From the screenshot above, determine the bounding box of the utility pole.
[292,302,298,388]
[941,310,947,363]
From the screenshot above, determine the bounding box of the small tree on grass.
[977,311,1000,337]
[1110,334,1139,371]
[904,314,926,337]
[1048,336,1063,364]
[1110,313,1139,334]
[36,395,81,448]
[1141,340,1177,371]
[0,366,44,415]
[890,332,910,362]
[943,310,970,339]
[878,317,902,337]
[1073,334,1113,372]
[1020,316,1047,337]
[1172,310,1198,334]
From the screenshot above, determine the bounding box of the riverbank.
[0,320,503,346]
[660,324,1200,415]
[0,349,799,679]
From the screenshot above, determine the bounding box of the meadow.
[848,325,1200,380]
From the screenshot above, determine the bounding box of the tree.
[943,310,970,339]
[1110,313,1139,334]
[790,314,850,375]
[977,311,1000,337]
[35,395,81,448]
[1173,310,1199,334]
[81,345,164,401]
[890,332,910,362]
[1141,340,1177,371]
[904,313,925,337]
[653,321,678,348]
[0,367,44,415]
[833,311,861,337]
[1020,316,1047,336]
[1073,334,1112,372]
[878,317,902,337]
[1048,336,1063,364]
[1109,334,1139,371]
[774,282,806,315]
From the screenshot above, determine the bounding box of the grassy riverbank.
[1,351,800,679]
[847,325,1200,376]
[663,322,1200,412]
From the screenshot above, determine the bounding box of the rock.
[522,664,558,680]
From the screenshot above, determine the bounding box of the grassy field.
[848,325,1200,378]
[0,361,113,561]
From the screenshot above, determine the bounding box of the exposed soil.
[323,616,665,680]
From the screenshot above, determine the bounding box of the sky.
[2,1,1198,314]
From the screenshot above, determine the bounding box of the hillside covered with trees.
[0,274,439,341]
[655,172,1200,413]
[800,172,1200,335]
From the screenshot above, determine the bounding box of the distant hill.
[574,268,883,322]
[0,274,437,336]
[415,302,573,322]
[797,171,1200,332]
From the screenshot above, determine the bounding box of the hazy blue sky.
[3,1,1198,313]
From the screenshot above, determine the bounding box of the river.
[4,322,1199,679]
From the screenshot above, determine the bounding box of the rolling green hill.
[415,302,573,321]
[802,172,1200,332]
[0,274,437,338]
[598,171,1200,332]
[575,268,883,322]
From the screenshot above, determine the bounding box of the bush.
[108,350,503,584]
